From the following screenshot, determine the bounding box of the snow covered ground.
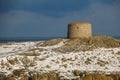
[0,40,120,79]
[0,42,36,58]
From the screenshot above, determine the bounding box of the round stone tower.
[67,22,92,38]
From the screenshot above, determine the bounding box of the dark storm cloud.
[0,0,89,13]
[0,0,120,38]
[0,0,115,17]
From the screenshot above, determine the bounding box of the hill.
[0,36,120,80]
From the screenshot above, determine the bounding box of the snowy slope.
[0,40,120,79]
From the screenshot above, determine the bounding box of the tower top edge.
[68,22,91,25]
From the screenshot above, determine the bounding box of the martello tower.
[67,22,92,38]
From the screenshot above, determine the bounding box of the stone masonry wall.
[67,22,92,38]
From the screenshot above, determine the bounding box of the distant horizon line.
[0,37,66,42]
[0,36,119,40]
[0,36,119,43]
[0,35,120,38]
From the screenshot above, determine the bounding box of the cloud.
[0,0,92,17]
[0,11,68,37]
[0,0,120,38]
[0,0,118,18]
[85,1,120,36]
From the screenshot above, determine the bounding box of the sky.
[0,0,120,39]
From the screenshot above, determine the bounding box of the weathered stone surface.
[67,22,92,38]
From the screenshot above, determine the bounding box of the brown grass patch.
[82,74,112,80]
[0,71,120,80]
[0,42,16,46]
[53,35,120,52]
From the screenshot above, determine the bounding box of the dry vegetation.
[0,71,120,80]
[0,42,15,46]
[53,36,120,52]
